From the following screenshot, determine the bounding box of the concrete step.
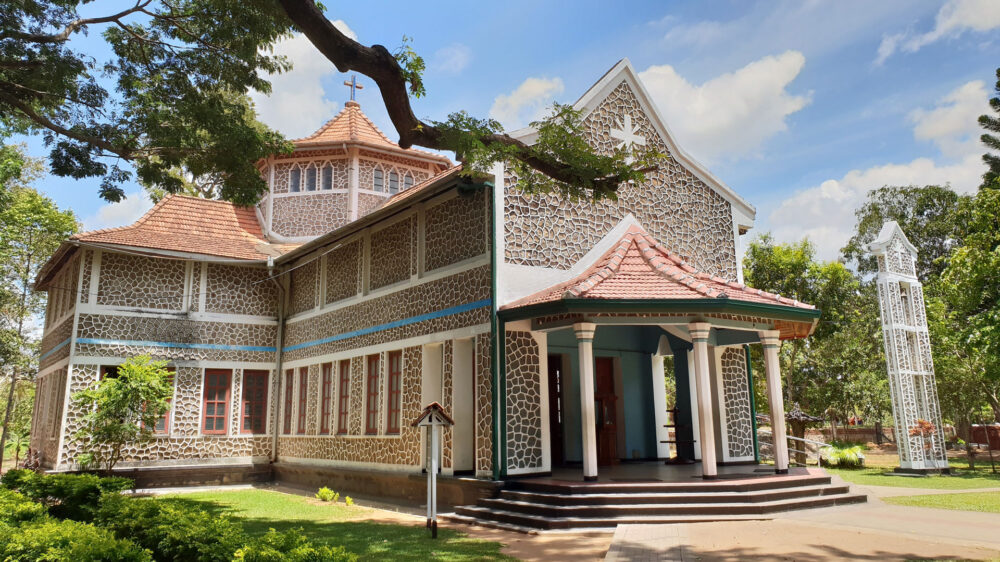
[453,492,867,530]
[504,474,834,495]
[499,484,851,506]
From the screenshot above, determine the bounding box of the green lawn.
[884,491,1000,514]
[828,467,1000,489]
[162,489,513,561]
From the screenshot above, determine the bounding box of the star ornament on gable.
[610,114,646,164]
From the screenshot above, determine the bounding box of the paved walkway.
[603,484,1000,561]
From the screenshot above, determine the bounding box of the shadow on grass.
[160,496,514,562]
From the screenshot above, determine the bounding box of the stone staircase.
[443,472,866,532]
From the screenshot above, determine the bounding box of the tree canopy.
[2,0,656,205]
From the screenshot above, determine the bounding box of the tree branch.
[0,1,154,44]
[277,0,639,193]
[0,91,131,158]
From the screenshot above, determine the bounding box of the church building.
[31,60,858,527]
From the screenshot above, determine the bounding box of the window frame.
[388,171,399,194]
[385,351,402,435]
[297,366,309,434]
[337,360,350,435]
[282,368,294,434]
[240,370,270,435]
[202,369,231,435]
[322,164,333,190]
[152,368,176,435]
[320,363,333,435]
[402,174,414,191]
[365,354,380,435]
[290,167,301,192]
[373,168,384,191]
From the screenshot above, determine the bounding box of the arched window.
[322,164,333,190]
[388,171,399,194]
[373,168,384,191]
[403,174,414,191]
[289,167,301,192]
[305,165,317,191]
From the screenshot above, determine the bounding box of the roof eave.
[498,297,821,323]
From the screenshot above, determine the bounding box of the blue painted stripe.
[283,299,492,352]
[76,338,277,353]
[39,338,72,361]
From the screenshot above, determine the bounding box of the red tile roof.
[503,224,815,311]
[294,101,451,165]
[71,194,274,260]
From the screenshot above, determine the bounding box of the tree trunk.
[0,248,33,467]
[0,367,19,466]
[790,421,808,465]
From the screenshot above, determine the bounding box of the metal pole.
[431,425,439,538]
[426,425,431,528]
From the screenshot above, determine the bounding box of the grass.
[884,491,1000,514]
[162,489,513,561]
[828,467,1000,489]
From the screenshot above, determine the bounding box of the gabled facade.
[31,61,819,500]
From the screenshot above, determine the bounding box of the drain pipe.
[268,256,286,463]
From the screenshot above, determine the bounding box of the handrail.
[757,429,827,467]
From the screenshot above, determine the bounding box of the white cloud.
[431,43,472,75]
[489,77,565,129]
[909,80,987,159]
[639,51,811,164]
[767,81,988,261]
[82,190,154,231]
[875,0,1000,64]
[250,20,358,139]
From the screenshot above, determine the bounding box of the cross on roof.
[610,114,646,163]
[343,75,364,102]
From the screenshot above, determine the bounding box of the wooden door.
[547,355,565,466]
[595,357,618,466]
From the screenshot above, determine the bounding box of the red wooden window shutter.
[297,367,309,434]
[202,369,231,435]
[320,363,333,435]
[241,370,269,434]
[337,360,350,435]
[365,354,380,435]
[282,369,294,434]
[386,351,402,435]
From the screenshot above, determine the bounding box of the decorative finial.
[343,75,364,102]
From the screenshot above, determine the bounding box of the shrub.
[0,518,151,561]
[821,444,866,468]
[315,487,339,502]
[96,494,247,561]
[0,489,46,525]
[235,529,357,562]
[344,496,354,506]
[1,470,133,521]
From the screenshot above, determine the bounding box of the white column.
[651,355,671,459]
[574,322,599,481]
[689,322,717,479]
[760,330,789,474]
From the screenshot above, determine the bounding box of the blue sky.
[16,0,1000,260]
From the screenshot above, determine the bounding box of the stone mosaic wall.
[45,254,79,324]
[75,314,276,364]
[59,365,275,467]
[475,334,493,476]
[324,240,362,304]
[97,252,186,310]
[272,193,351,239]
[441,340,453,469]
[80,249,93,304]
[357,193,385,218]
[205,264,277,316]
[357,153,432,193]
[271,156,348,194]
[505,331,543,471]
[39,315,74,370]
[369,218,413,290]
[276,346,423,466]
[425,190,490,272]
[504,80,738,280]
[719,347,754,460]
[290,260,318,315]
[283,266,490,363]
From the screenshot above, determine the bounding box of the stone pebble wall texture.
[290,260,319,316]
[424,190,490,272]
[205,263,278,317]
[369,218,413,290]
[324,240,362,304]
[475,334,493,476]
[272,193,351,239]
[503,80,737,280]
[505,331,543,471]
[30,368,67,468]
[97,252,187,310]
[719,347,754,459]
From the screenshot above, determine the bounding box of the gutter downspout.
[269,256,286,463]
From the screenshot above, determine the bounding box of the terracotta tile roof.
[503,224,816,311]
[380,165,463,208]
[293,101,451,164]
[71,194,271,260]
